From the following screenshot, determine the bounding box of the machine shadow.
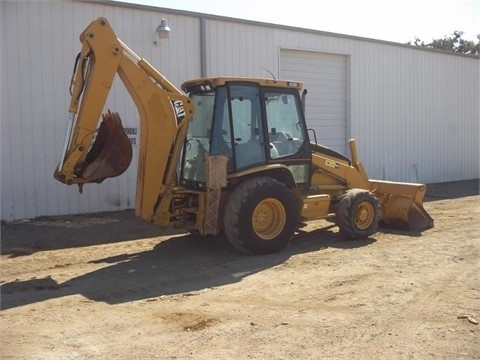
[0,210,184,257]
[1,226,375,310]
[425,179,479,201]
[2,180,475,257]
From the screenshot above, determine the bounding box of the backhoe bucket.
[370,180,434,231]
[77,111,133,183]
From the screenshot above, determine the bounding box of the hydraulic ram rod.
[57,112,76,172]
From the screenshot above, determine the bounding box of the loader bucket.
[77,111,133,183]
[370,180,434,231]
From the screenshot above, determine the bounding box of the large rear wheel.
[223,177,299,254]
[335,189,380,239]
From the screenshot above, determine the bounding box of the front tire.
[223,177,299,254]
[335,189,380,239]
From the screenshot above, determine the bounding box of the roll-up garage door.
[280,49,347,154]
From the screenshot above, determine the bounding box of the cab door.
[263,88,311,185]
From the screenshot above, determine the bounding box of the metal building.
[1,0,478,221]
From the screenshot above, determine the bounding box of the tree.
[407,31,479,55]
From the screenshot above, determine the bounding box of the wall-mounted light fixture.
[153,18,171,46]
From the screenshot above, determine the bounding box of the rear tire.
[223,177,299,254]
[336,189,380,239]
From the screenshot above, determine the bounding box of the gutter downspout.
[200,17,207,77]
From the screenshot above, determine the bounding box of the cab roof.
[181,76,304,93]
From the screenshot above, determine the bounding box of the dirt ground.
[1,180,479,360]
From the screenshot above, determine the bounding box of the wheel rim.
[354,201,375,230]
[252,198,286,240]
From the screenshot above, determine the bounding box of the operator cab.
[180,77,311,189]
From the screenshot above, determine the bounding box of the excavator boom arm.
[54,17,193,221]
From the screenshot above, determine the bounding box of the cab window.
[265,91,306,159]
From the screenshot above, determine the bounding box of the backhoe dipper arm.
[54,17,194,221]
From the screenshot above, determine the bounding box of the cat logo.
[170,100,186,124]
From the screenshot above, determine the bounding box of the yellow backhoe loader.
[54,18,433,254]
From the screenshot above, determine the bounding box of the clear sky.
[115,0,479,44]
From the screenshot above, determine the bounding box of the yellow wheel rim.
[354,201,375,230]
[252,198,286,240]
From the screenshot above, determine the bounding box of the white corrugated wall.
[205,18,479,184]
[1,1,478,221]
[348,42,479,183]
[1,1,201,220]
